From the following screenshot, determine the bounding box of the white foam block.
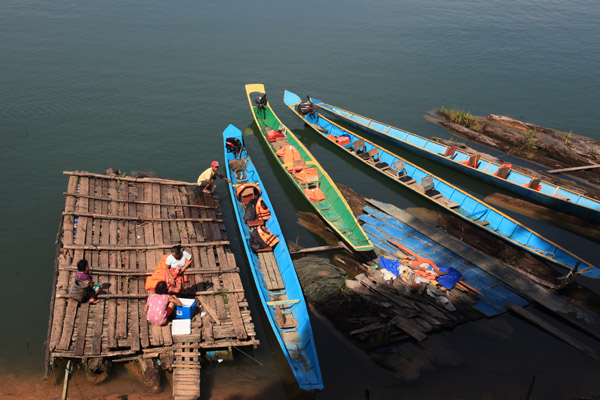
[171,319,191,335]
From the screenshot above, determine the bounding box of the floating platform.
[45,170,259,399]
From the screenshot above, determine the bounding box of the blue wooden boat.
[309,97,600,224]
[284,91,599,279]
[222,124,323,390]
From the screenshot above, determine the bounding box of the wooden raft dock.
[45,170,259,399]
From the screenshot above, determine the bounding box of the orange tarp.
[145,254,169,291]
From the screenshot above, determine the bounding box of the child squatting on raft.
[145,281,182,326]
[70,259,101,304]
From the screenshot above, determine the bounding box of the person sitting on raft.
[70,259,101,304]
[166,245,192,293]
[144,281,182,326]
[196,161,231,194]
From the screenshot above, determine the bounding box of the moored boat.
[245,83,373,252]
[310,97,600,224]
[283,90,599,279]
[223,124,323,390]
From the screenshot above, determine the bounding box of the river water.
[1,0,599,398]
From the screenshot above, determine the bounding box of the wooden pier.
[45,170,259,399]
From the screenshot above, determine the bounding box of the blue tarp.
[378,256,401,277]
[437,265,462,290]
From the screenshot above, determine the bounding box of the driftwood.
[433,111,600,184]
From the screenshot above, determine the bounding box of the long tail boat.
[245,84,373,252]
[223,124,323,391]
[284,90,598,279]
[309,97,600,224]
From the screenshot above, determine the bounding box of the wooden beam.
[62,241,229,251]
[63,192,217,209]
[63,211,222,223]
[56,289,245,299]
[58,265,238,275]
[64,170,197,186]
[507,303,600,361]
[547,164,600,174]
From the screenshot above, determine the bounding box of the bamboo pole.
[62,360,72,400]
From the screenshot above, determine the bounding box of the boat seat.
[459,154,480,168]
[353,139,367,156]
[365,149,390,170]
[255,246,273,253]
[237,186,259,206]
[295,168,319,188]
[421,175,442,199]
[275,305,298,329]
[285,159,305,173]
[391,160,415,183]
[246,219,265,227]
[446,200,461,209]
[525,178,542,191]
[272,136,289,151]
[494,163,512,179]
[444,147,457,159]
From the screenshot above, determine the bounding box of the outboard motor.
[295,95,317,119]
[255,93,268,118]
[225,137,243,157]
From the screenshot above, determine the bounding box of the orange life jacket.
[255,198,271,221]
[256,226,279,248]
[236,183,261,201]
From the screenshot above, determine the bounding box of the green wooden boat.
[245,83,373,252]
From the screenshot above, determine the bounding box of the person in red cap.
[196,160,230,193]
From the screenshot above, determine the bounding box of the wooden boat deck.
[45,170,259,398]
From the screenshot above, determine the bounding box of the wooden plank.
[197,296,220,325]
[73,302,90,355]
[91,300,105,355]
[222,273,248,340]
[391,316,428,341]
[161,325,173,346]
[507,303,600,360]
[139,299,150,348]
[57,299,79,351]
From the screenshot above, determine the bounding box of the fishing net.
[293,256,346,303]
